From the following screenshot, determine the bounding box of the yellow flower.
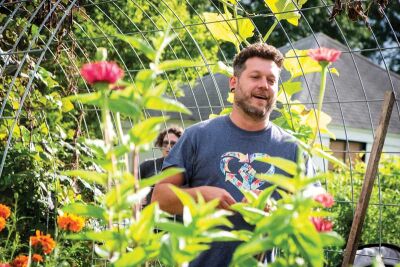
[57,213,85,232]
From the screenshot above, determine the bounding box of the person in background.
[152,43,318,267]
[139,126,183,205]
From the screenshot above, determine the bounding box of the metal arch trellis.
[0,0,400,265]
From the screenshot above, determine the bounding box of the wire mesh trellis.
[0,0,399,266]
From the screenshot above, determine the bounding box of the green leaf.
[279,81,302,97]
[197,216,233,231]
[61,170,107,186]
[131,203,157,243]
[231,204,267,223]
[264,0,307,26]
[64,92,101,104]
[36,67,60,89]
[256,156,297,176]
[203,12,254,47]
[61,98,74,112]
[155,59,201,72]
[156,221,193,236]
[139,167,184,188]
[319,231,344,247]
[65,91,141,117]
[145,96,191,114]
[293,228,324,267]
[66,230,121,242]
[63,203,108,222]
[129,116,165,146]
[233,237,274,262]
[169,186,197,216]
[255,185,277,210]
[108,95,142,117]
[116,34,156,61]
[256,174,296,193]
[144,80,168,97]
[113,246,147,267]
[135,69,156,94]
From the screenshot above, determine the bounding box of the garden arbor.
[0,0,399,266]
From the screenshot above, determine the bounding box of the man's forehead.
[244,64,280,79]
[245,57,279,69]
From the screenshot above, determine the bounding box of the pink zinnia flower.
[80,61,124,85]
[314,193,334,208]
[0,263,11,267]
[311,217,333,232]
[308,47,341,63]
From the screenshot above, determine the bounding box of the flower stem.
[311,63,328,146]
[99,84,114,230]
[263,20,278,42]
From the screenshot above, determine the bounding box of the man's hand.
[197,186,237,210]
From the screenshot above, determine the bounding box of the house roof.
[158,33,400,134]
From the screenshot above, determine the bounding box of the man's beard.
[235,89,276,120]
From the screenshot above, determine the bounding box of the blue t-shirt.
[163,115,308,267]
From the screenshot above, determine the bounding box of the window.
[329,140,366,170]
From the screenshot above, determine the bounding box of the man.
[152,43,313,266]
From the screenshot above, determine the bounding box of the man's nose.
[257,78,269,90]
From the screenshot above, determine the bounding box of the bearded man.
[152,43,315,267]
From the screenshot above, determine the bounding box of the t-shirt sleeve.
[162,130,194,185]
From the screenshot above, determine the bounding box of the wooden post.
[341,91,395,267]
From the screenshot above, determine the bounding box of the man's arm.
[151,170,237,215]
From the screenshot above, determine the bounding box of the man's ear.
[229,76,237,92]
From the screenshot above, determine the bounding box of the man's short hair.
[233,43,284,77]
[154,126,183,148]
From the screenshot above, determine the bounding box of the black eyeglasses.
[162,140,177,147]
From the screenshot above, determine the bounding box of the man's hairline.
[234,56,283,78]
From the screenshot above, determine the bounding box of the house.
[145,33,400,171]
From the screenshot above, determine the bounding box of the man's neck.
[229,108,270,131]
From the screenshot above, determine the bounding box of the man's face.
[230,57,280,120]
[161,133,179,157]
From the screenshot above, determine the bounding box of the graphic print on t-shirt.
[220,152,275,190]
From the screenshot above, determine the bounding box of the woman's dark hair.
[154,126,183,147]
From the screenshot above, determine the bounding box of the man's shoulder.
[186,116,226,133]
[269,123,297,145]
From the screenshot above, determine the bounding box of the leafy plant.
[61,32,233,266]
[229,154,344,266]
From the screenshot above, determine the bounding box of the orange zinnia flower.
[30,230,56,254]
[0,204,11,219]
[57,213,85,233]
[12,255,28,267]
[32,254,43,263]
[0,217,5,232]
